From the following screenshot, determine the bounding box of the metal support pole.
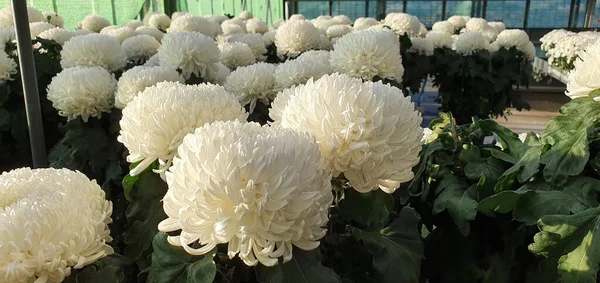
[523,0,531,28]
[584,0,597,27]
[11,0,47,168]
[482,0,487,19]
[568,0,576,28]
[442,0,447,20]
[402,0,407,13]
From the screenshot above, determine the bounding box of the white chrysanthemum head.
[100,26,137,42]
[222,22,246,35]
[0,50,16,81]
[326,24,353,39]
[566,40,600,99]
[426,30,453,49]
[481,26,498,42]
[332,15,352,25]
[432,21,455,34]
[158,31,220,79]
[205,15,229,24]
[408,37,434,56]
[263,29,276,45]
[465,18,488,31]
[158,120,333,267]
[271,73,423,193]
[0,5,44,27]
[148,13,171,31]
[238,11,253,20]
[272,19,284,28]
[143,12,159,24]
[60,34,126,71]
[77,14,111,32]
[219,42,256,69]
[224,62,276,110]
[494,29,530,49]
[115,66,183,109]
[47,66,116,121]
[222,18,247,33]
[311,18,337,33]
[38,27,74,45]
[246,18,268,34]
[274,50,333,92]
[0,167,113,283]
[169,14,217,38]
[384,13,421,36]
[419,23,428,37]
[330,29,404,82]
[0,27,14,48]
[124,19,144,30]
[205,62,230,85]
[29,21,54,39]
[172,12,190,20]
[354,17,379,30]
[447,15,466,30]
[316,15,333,20]
[225,34,268,61]
[489,21,506,32]
[119,81,247,174]
[122,34,161,63]
[522,41,536,60]
[144,53,159,67]
[43,12,64,28]
[136,25,164,42]
[289,14,305,21]
[275,20,322,58]
[452,31,490,55]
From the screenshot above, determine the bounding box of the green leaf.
[255,248,340,283]
[475,119,523,160]
[460,144,505,182]
[432,173,478,236]
[63,255,127,283]
[148,232,216,283]
[337,189,394,228]
[494,136,543,192]
[349,207,423,283]
[529,207,600,283]
[408,139,444,196]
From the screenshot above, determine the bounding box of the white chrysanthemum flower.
[489,21,506,32]
[124,19,144,30]
[0,168,113,283]
[238,11,253,20]
[205,15,229,24]
[493,29,536,60]
[289,14,305,21]
[566,40,600,99]
[115,66,183,109]
[263,29,276,45]
[158,31,219,79]
[384,13,421,36]
[354,17,379,30]
[225,34,267,61]
[219,42,256,69]
[421,128,434,143]
[144,53,159,67]
[447,15,466,30]
[326,24,352,39]
[158,120,333,267]
[271,73,423,193]
[0,27,14,48]
[61,33,127,72]
[332,15,352,25]
[29,21,54,39]
[465,18,488,31]
[0,5,44,27]
[274,50,332,92]
[246,18,268,34]
[330,29,403,82]
[426,30,453,49]
[452,31,490,55]
[432,21,455,34]
[38,27,74,45]
[100,26,136,42]
[43,12,64,28]
[223,18,247,32]
[481,26,498,42]
[172,12,190,20]
[224,62,276,111]
[168,14,217,37]
[272,19,284,28]
[136,25,164,42]
[275,20,322,58]
[47,66,116,121]
[311,18,337,33]
[148,13,171,31]
[122,34,160,64]
[0,50,16,81]
[408,37,434,56]
[77,14,111,33]
[418,23,428,37]
[205,62,230,85]
[119,81,247,175]
[143,12,159,24]
[222,22,246,35]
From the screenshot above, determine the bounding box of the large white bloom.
[158,120,333,267]
[136,25,164,42]
[119,81,247,175]
[115,66,183,109]
[263,30,276,45]
[43,12,64,28]
[432,21,455,34]
[408,37,434,56]
[289,14,305,21]
[332,15,352,25]
[0,50,16,81]
[61,34,127,71]
[224,62,276,111]
[0,5,44,27]
[246,18,268,34]
[354,17,379,30]
[271,73,423,193]
[275,20,322,58]
[225,34,268,61]
[122,34,161,63]
[223,18,247,32]
[168,14,217,38]
[452,31,490,55]
[172,12,190,20]
[330,29,404,82]
[219,42,256,69]
[29,21,54,38]
[384,13,421,36]
[144,53,159,67]
[426,30,453,49]
[0,27,15,48]
[222,22,246,35]
[0,168,113,283]
[326,24,353,39]
[204,62,231,85]
[148,13,171,31]
[274,50,333,92]
[205,15,229,24]
[38,27,75,45]
[124,19,144,30]
[493,29,536,60]
[447,15,466,30]
[465,18,488,31]
[158,31,220,79]
[100,26,137,42]
[566,40,600,99]
[77,14,111,33]
[489,21,506,32]
[47,66,116,121]
[238,11,253,20]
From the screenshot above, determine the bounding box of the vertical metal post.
[523,0,531,28]
[365,0,369,18]
[442,0,447,20]
[568,0,576,28]
[584,0,597,27]
[375,0,385,20]
[402,0,407,13]
[328,0,332,16]
[11,0,47,168]
[482,0,487,18]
